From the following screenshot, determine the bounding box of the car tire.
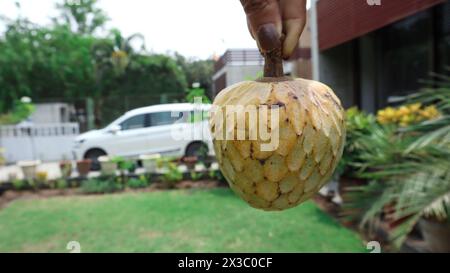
[185,142,208,160]
[84,149,107,171]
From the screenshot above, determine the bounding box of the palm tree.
[90,29,145,126]
[345,72,450,249]
[92,29,145,76]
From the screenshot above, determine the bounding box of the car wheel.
[84,149,107,171]
[185,142,208,160]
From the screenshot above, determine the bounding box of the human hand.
[240,0,307,59]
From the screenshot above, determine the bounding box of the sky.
[0,0,310,60]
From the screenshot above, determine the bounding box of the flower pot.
[98,156,117,176]
[182,156,198,170]
[76,159,91,178]
[18,160,40,180]
[139,154,161,174]
[419,218,450,253]
[8,172,18,182]
[59,161,72,178]
[203,156,214,169]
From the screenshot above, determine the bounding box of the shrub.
[36,171,48,184]
[12,179,28,191]
[0,147,5,166]
[127,176,149,189]
[161,162,183,188]
[377,103,441,127]
[112,156,136,172]
[56,179,68,190]
[337,107,378,178]
[344,74,450,248]
[0,98,35,125]
[81,177,123,194]
[190,170,203,181]
[213,170,228,185]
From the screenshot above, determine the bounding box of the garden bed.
[0,179,224,210]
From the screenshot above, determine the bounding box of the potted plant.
[139,154,161,174]
[182,156,198,171]
[0,147,5,166]
[111,156,136,185]
[419,214,450,253]
[161,161,183,189]
[99,156,117,176]
[76,159,91,178]
[344,84,450,252]
[36,171,48,189]
[190,170,203,181]
[8,172,18,182]
[12,178,28,191]
[113,156,136,174]
[18,160,41,180]
[59,160,72,179]
[127,161,137,174]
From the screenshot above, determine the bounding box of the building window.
[437,1,450,74]
[378,9,433,105]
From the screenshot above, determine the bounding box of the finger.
[282,18,306,59]
[240,0,282,52]
[279,0,307,58]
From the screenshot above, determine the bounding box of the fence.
[214,49,265,73]
[0,123,79,163]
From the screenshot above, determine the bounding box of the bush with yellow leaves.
[377,103,441,127]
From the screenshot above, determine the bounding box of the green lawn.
[0,188,366,253]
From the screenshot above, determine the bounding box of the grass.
[0,188,366,253]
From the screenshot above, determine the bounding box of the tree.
[0,18,97,113]
[55,0,108,35]
[175,53,214,95]
[98,54,188,126]
[92,29,145,77]
[90,29,147,126]
[0,0,189,128]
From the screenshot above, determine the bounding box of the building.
[310,0,450,112]
[212,17,312,97]
[288,11,313,80]
[212,49,265,96]
[29,102,73,124]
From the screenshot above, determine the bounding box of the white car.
[73,103,214,169]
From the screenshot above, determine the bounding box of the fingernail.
[256,23,281,53]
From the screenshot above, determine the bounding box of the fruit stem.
[263,48,284,78]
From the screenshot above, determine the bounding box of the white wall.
[226,65,264,85]
[29,103,71,123]
[0,123,79,163]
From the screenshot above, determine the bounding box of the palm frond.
[404,117,450,152]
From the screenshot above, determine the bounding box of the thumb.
[282,18,306,59]
[280,0,307,59]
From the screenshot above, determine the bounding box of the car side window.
[120,114,148,131]
[149,112,182,127]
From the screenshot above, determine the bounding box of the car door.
[107,113,151,157]
[145,111,185,156]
